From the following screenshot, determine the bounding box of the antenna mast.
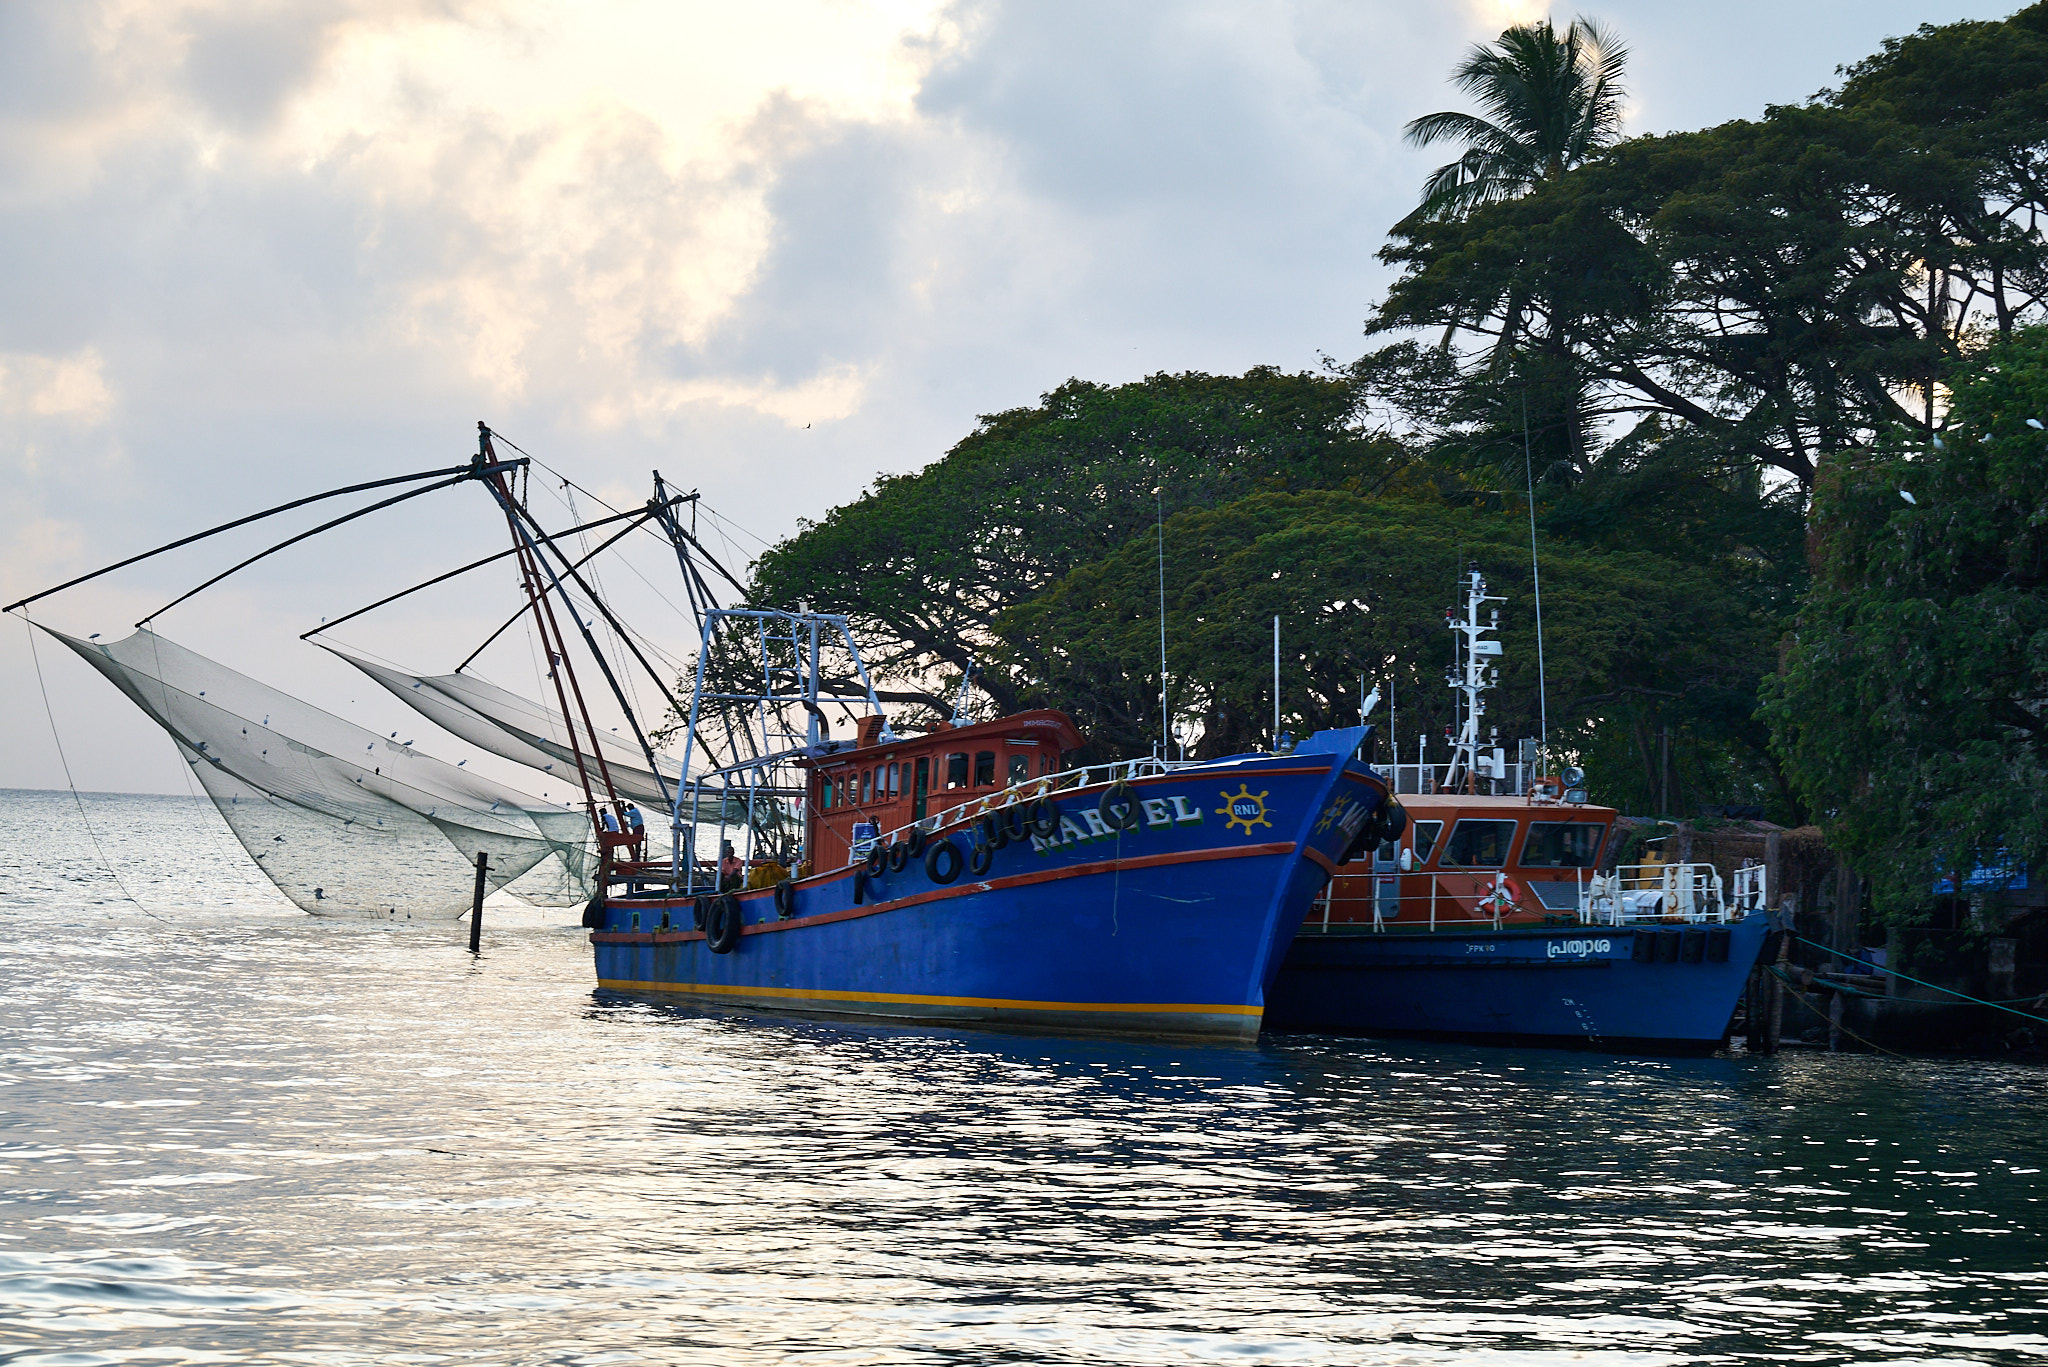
[1156,488,1168,760]
[1443,565,1505,794]
[1523,392,1549,772]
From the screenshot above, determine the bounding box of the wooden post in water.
[1747,831,1780,1052]
[468,850,489,954]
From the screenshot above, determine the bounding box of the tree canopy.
[996,490,1766,771]
[748,369,1407,718]
[1362,2,2048,492]
[1764,328,2048,918]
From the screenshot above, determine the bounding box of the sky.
[0,0,2018,794]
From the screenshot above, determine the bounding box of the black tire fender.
[580,894,606,929]
[1381,799,1409,840]
[968,841,994,877]
[865,844,888,876]
[906,826,929,857]
[692,896,711,930]
[1000,802,1031,842]
[706,894,743,953]
[1099,782,1142,832]
[979,812,1009,850]
[1029,796,1060,838]
[1338,812,1384,865]
[887,840,910,873]
[924,837,963,885]
[852,869,869,905]
[773,879,797,919]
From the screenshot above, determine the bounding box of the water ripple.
[0,790,2044,1365]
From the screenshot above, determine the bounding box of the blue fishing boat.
[586,609,1388,1042]
[1264,568,1773,1050]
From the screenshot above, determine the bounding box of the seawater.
[2,788,2044,1367]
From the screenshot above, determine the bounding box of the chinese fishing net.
[325,648,681,807]
[48,627,594,918]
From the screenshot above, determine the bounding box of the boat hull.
[1264,914,1772,1051]
[590,746,1382,1043]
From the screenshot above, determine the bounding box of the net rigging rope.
[20,612,163,921]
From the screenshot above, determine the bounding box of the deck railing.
[1309,860,1770,933]
[859,755,1198,856]
[1385,761,1537,796]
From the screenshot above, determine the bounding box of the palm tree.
[1403,16,1628,224]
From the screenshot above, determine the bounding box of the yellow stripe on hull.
[597,978,1261,1016]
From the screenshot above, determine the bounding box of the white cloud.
[0,347,114,423]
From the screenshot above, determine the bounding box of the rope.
[1786,930,2048,1025]
[1769,970,1915,1060]
[19,613,164,920]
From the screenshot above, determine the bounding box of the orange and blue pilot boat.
[1264,566,1772,1050]
[584,609,1389,1042]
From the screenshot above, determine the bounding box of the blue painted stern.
[1265,914,1773,1051]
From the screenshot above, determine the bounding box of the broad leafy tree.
[997,490,1770,786]
[1764,329,2048,918]
[747,369,1407,720]
[1365,3,2048,490]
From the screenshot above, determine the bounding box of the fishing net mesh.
[53,628,594,917]
[330,649,679,807]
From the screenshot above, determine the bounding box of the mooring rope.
[1786,930,2048,1026]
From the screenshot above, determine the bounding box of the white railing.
[1386,761,1578,797]
[859,755,1197,856]
[1582,862,1736,926]
[1307,860,1761,934]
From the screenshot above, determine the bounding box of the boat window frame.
[944,752,969,790]
[1410,820,1444,862]
[973,750,996,787]
[1519,819,1605,869]
[1440,818,1519,869]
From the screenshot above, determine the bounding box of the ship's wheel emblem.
[1218,785,1272,836]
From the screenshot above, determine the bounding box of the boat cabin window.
[1041,756,1055,775]
[1521,821,1603,868]
[945,753,969,789]
[888,762,900,797]
[1410,821,1443,861]
[914,757,930,819]
[974,751,996,786]
[1008,755,1030,785]
[1442,819,1517,868]
[861,769,872,804]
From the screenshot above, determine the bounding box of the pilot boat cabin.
[801,709,1086,869]
[1323,793,1618,929]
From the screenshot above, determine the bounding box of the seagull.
[2030,419,2045,430]
[1900,490,1917,505]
